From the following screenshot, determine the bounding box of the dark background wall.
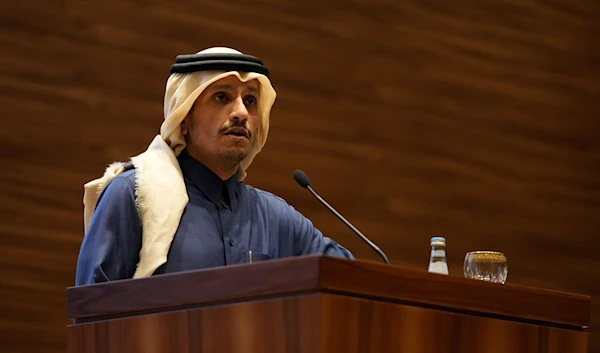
[1,1,598,352]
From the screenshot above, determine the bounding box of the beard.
[217,148,248,171]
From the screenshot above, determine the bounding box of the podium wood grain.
[67,256,590,329]
[67,293,588,353]
[66,257,590,353]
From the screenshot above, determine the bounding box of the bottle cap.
[430,237,446,246]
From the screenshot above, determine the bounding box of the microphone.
[293,169,390,264]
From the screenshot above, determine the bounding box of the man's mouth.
[224,127,250,138]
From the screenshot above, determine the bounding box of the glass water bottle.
[428,237,449,275]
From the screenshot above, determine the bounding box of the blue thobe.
[75,149,354,285]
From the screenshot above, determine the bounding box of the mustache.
[219,120,252,138]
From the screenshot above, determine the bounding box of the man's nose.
[230,96,249,121]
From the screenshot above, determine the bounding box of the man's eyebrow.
[209,84,234,92]
[246,86,260,95]
[209,84,260,95]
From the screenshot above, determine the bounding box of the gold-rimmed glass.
[463,251,508,284]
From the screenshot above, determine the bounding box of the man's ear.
[180,116,189,136]
[181,103,195,136]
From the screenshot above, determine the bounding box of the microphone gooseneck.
[293,169,390,265]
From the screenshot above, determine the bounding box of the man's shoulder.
[241,184,290,208]
[241,184,307,225]
[104,164,137,193]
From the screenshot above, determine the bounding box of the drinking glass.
[463,251,508,284]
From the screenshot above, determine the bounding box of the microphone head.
[293,169,311,188]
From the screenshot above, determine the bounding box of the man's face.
[181,75,260,169]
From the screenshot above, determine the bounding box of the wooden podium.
[66,255,591,353]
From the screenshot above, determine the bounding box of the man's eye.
[245,96,257,106]
[215,93,227,101]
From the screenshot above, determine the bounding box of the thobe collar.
[177,148,239,211]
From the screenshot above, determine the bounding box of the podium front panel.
[67,291,587,353]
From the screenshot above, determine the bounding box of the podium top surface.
[66,255,591,329]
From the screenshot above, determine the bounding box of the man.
[75,47,354,285]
